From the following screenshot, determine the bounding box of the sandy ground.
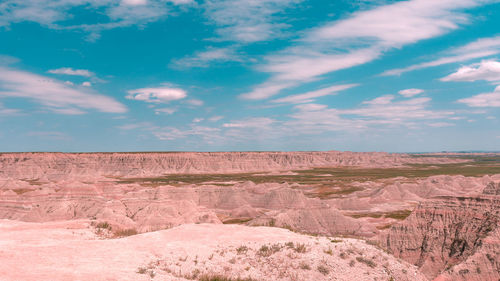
[0,219,425,281]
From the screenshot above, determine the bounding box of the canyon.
[0,151,499,280]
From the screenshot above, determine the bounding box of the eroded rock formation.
[378,181,500,280]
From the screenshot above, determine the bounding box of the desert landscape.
[3,1,500,280]
[0,151,499,281]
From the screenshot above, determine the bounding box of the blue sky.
[1,0,499,152]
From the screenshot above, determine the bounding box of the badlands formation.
[0,151,499,281]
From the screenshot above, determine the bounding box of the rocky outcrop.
[483,181,500,195]
[0,151,464,180]
[0,180,375,235]
[378,182,500,280]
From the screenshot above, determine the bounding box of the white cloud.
[428,122,454,127]
[208,115,223,122]
[185,99,204,106]
[126,86,187,103]
[458,85,500,107]
[271,84,357,104]
[154,107,177,115]
[172,47,242,68]
[82,81,92,87]
[48,67,94,77]
[343,96,453,120]
[441,60,500,82]
[383,35,500,76]
[362,95,394,105]
[0,66,126,114]
[241,0,488,100]
[122,0,148,5]
[192,118,204,123]
[0,0,192,40]
[203,0,299,43]
[399,88,424,97]
[0,102,19,115]
[117,122,155,130]
[293,103,328,111]
[153,125,221,141]
[223,117,275,128]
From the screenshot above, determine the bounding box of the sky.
[1,0,500,152]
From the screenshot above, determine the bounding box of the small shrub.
[236,245,248,255]
[198,274,257,281]
[96,221,111,230]
[285,242,294,248]
[299,262,311,270]
[324,247,333,255]
[317,265,329,275]
[114,228,138,237]
[257,243,282,257]
[330,239,343,243]
[294,243,307,253]
[136,267,147,274]
[257,245,271,257]
[339,252,347,259]
[356,256,376,268]
[349,260,355,267]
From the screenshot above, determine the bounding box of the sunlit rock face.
[378,181,500,280]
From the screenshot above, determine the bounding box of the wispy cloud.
[203,0,300,43]
[126,86,187,103]
[399,88,424,97]
[241,0,491,100]
[185,99,204,106]
[271,84,358,104]
[48,67,94,77]
[0,102,19,115]
[223,117,275,128]
[26,131,71,140]
[427,122,455,127]
[0,66,126,114]
[458,85,500,107]
[171,47,242,68]
[441,60,500,82]
[0,0,193,40]
[153,125,221,141]
[382,35,500,76]
[154,107,177,115]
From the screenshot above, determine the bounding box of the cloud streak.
[126,86,187,103]
[382,35,500,76]
[0,66,126,114]
[241,0,491,100]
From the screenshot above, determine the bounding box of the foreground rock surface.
[0,220,425,281]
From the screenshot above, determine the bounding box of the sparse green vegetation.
[114,155,500,199]
[114,228,138,237]
[236,245,248,255]
[299,261,311,270]
[324,247,333,255]
[222,218,252,224]
[356,256,377,268]
[347,210,412,220]
[317,265,329,275]
[198,274,257,281]
[11,188,33,195]
[95,221,111,230]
